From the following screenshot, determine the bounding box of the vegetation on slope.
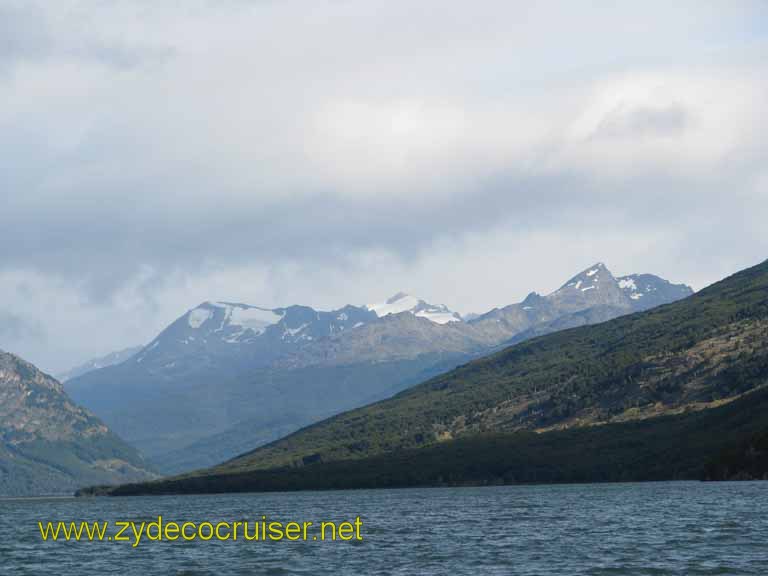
[705,428,768,480]
[85,384,768,496]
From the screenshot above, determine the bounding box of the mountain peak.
[583,261,608,276]
[367,293,461,324]
[557,262,615,293]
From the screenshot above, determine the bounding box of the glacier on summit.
[367,292,462,324]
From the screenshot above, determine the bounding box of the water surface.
[1,482,765,575]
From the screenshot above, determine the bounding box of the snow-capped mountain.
[547,262,628,311]
[65,295,467,382]
[517,262,691,318]
[367,292,462,324]
[132,301,376,370]
[66,262,693,474]
[464,262,693,346]
[125,295,461,374]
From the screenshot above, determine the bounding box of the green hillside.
[86,383,768,496]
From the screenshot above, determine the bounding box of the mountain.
[467,263,691,337]
[164,258,766,482]
[66,263,692,473]
[57,346,142,382]
[0,350,154,496]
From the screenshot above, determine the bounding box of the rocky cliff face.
[0,350,154,496]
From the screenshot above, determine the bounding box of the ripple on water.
[0,482,766,575]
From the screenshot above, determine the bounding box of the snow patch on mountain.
[188,308,213,328]
[618,278,637,291]
[368,293,421,317]
[367,293,461,324]
[559,262,609,293]
[416,309,461,324]
[283,323,310,340]
[617,275,655,301]
[219,303,283,334]
[181,302,286,345]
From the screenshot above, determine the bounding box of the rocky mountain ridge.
[65,262,692,472]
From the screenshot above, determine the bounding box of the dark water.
[1,482,766,575]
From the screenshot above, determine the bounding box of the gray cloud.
[0,3,47,69]
[0,311,45,342]
[591,104,689,140]
[1,0,767,370]
[1,161,742,303]
[0,1,171,73]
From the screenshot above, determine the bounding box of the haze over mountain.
[57,346,142,383]
[108,258,767,495]
[0,350,154,496]
[66,263,691,473]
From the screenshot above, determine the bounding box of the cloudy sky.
[1,0,767,372]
